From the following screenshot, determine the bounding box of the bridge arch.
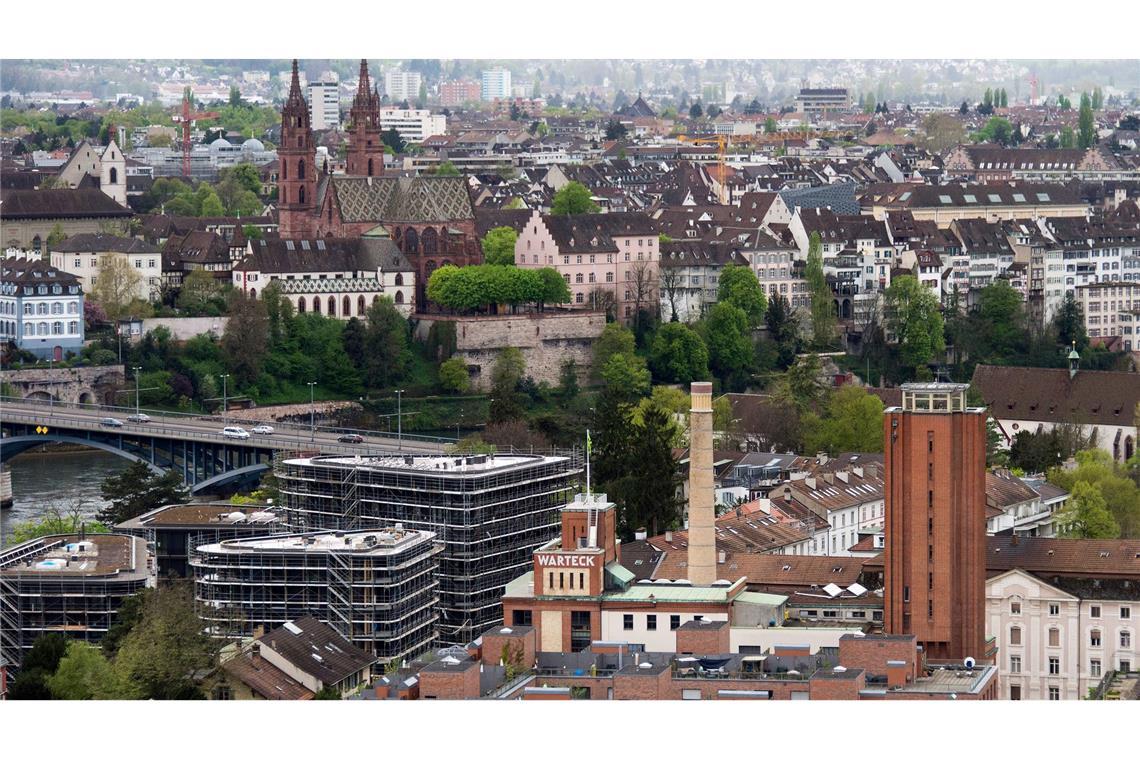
[0,435,166,475]
[190,463,270,495]
[25,391,56,402]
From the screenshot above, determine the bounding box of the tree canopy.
[550,181,599,216]
[649,322,710,384]
[481,226,518,266]
[427,264,570,311]
[98,461,189,525]
[717,264,767,328]
[884,275,945,371]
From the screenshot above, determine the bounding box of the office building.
[193,527,441,663]
[275,452,582,645]
[440,80,481,107]
[794,88,850,117]
[884,383,990,662]
[481,69,512,101]
[384,71,422,103]
[378,108,446,144]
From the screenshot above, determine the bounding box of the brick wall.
[419,663,480,699]
[481,628,536,670]
[675,622,730,655]
[808,670,867,700]
[838,635,918,681]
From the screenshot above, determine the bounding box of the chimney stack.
[688,382,717,585]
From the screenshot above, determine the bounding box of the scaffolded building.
[0,533,154,672]
[192,528,441,664]
[276,452,582,645]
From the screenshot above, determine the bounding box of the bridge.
[0,397,449,494]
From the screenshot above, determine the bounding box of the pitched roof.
[237,237,408,274]
[541,211,656,253]
[1,257,82,288]
[51,233,160,254]
[651,551,866,588]
[329,175,476,223]
[971,364,1140,427]
[0,188,133,219]
[779,182,861,215]
[259,616,376,686]
[222,649,315,700]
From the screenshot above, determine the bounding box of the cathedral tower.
[278,59,317,238]
[346,59,385,178]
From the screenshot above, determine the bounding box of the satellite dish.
[964,656,976,669]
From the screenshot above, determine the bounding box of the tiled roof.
[222,650,315,700]
[0,188,133,219]
[51,233,160,254]
[237,237,408,274]
[779,183,861,215]
[971,364,1140,428]
[259,616,376,686]
[652,551,866,588]
[329,176,475,223]
[1,257,81,288]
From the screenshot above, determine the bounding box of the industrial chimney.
[688,381,717,585]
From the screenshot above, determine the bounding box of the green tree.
[550,181,599,215]
[1053,291,1089,354]
[805,232,836,349]
[481,226,518,266]
[7,633,69,700]
[558,358,580,398]
[47,642,122,700]
[765,293,800,370]
[314,685,341,699]
[97,461,189,525]
[999,88,1008,108]
[717,264,767,327]
[363,297,410,388]
[438,356,470,394]
[1049,449,1140,538]
[342,316,366,371]
[1056,480,1120,539]
[976,116,1014,146]
[45,223,68,249]
[6,501,109,546]
[110,583,213,699]
[983,88,994,109]
[764,116,777,134]
[976,279,1025,358]
[616,404,683,537]
[221,289,269,387]
[884,275,946,371]
[1009,429,1064,474]
[773,352,827,414]
[649,322,709,384]
[489,347,526,423]
[434,160,460,176]
[600,353,651,399]
[1078,92,1096,149]
[381,127,406,154]
[803,385,885,455]
[591,323,636,382]
[689,101,703,119]
[177,268,222,314]
[1060,126,1076,149]
[702,302,753,389]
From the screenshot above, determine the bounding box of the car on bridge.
[100,417,124,428]
[337,433,364,444]
[251,424,275,435]
[127,413,151,423]
[222,426,251,440]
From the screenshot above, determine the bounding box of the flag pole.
[585,428,591,497]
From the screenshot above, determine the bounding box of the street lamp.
[219,374,230,425]
[396,389,404,450]
[133,366,142,421]
[307,382,317,442]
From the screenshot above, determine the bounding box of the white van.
[222,426,251,440]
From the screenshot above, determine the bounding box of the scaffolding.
[274,450,583,645]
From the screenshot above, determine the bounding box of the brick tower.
[345,59,384,178]
[687,381,717,586]
[278,59,316,238]
[884,383,988,663]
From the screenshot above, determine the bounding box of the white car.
[222,426,251,440]
[127,413,151,423]
[251,424,275,435]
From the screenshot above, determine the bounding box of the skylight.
[988,194,1002,203]
[1012,193,1026,203]
[939,195,952,204]
[1037,193,1051,202]
[963,194,977,204]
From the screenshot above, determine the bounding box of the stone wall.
[140,317,229,342]
[414,311,606,391]
[1,365,125,404]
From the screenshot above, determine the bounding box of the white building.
[50,234,163,303]
[481,69,512,101]
[378,108,446,144]
[307,80,340,130]
[384,71,422,103]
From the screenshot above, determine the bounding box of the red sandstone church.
[277,59,482,306]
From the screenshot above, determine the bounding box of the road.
[0,398,448,456]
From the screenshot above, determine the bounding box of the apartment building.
[50,234,163,303]
[307,79,340,130]
[378,108,446,144]
[481,69,512,101]
[0,254,85,360]
[383,71,422,103]
[1075,281,1140,350]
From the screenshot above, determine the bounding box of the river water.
[0,448,130,543]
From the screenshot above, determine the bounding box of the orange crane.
[677,134,729,204]
[171,89,219,178]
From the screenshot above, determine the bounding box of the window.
[1048,628,1060,647]
[1049,657,1060,675]
[1124,607,1133,620]
[623,614,634,631]
[1122,660,1132,673]
[1010,685,1021,701]
[1010,627,1021,646]
[213,685,232,700]
[646,615,657,631]
[1122,631,1132,648]
[1011,601,1021,615]
[1091,605,1101,619]
[1009,655,1021,673]
[1090,659,1102,678]
[682,689,702,700]
[670,615,681,630]
[1049,603,1060,616]
[1091,630,1102,647]
[512,610,533,627]
[1048,686,1060,701]
[570,611,591,653]
[823,610,838,618]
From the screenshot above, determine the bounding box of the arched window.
[367,158,374,176]
[37,303,48,315]
[404,227,419,254]
[395,291,404,304]
[51,303,63,315]
[299,186,306,204]
[299,159,306,179]
[394,273,404,287]
[357,295,366,315]
[249,288,257,299]
[37,323,48,335]
[313,297,321,314]
[281,161,286,180]
[342,296,350,316]
[298,297,306,313]
[421,227,438,254]
[327,296,335,316]
[24,323,33,336]
[109,167,118,184]
[32,235,42,253]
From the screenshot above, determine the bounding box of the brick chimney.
[688,382,716,585]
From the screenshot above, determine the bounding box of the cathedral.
[277,59,482,307]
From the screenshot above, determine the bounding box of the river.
[0,448,130,542]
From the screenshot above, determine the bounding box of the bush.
[438,357,470,394]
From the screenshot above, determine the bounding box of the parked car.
[337,433,364,444]
[100,417,124,428]
[222,426,251,440]
[127,413,151,423]
[251,424,275,435]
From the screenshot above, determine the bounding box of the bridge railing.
[0,395,454,446]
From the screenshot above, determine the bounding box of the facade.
[1074,281,1139,349]
[344,60,385,179]
[277,61,319,239]
[50,233,163,303]
[193,528,440,663]
[884,383,990,662]
[774,464,886,556]
[481,69,512,101]
[54,139,127,207]
[0,254,85,360]
[794,88,849,118]
[384,71,422,103]
[440,80,481,107]
[1,188,134,251]
[378,108,446,144]
[276,452,583,645]
[0,533,154,673]
[307,79,340,130]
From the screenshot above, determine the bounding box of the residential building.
[384,71,422,103]
[378,108,446,144]
[440,80,482,107]
[1075,281,1140,349]
[193,528,441,663]
[275,452,582,645]
[0,254,85,360]
[481,69,512,101]
[943,145,1137,183]
[861,183,1088,227]
[884,383,990,663]
[773,463,886,556]
[49,234,163,302]
[307,78,340,130]
[0,533,154,674]
[794,88,850,118]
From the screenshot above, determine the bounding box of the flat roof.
[736,591,789,606]
[901,665,996,694]
[117,503,281,530]
[198,528,435,556]
[0,533,148,580]
[285,453,569,476]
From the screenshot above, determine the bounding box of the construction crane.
[1028,74,1039,106]
[677,134,729,204]
[171,89,219,179]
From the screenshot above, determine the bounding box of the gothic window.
[109,167,118,184]
[367,158,374,176]
[394,273,404,287]
[343,296,350,316]
[395,291,404,304]
[421,227,438,255]
[281,162,286,180]
[298,297,306,313]
[357,295,366,315]
[299,160,306,179]
[313,297,321,314]
[327,296,335,316]
[299,186,306,204]
[405,227,419,254]
[425,260,437,276]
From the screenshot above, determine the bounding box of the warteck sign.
[536,553,597,568]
